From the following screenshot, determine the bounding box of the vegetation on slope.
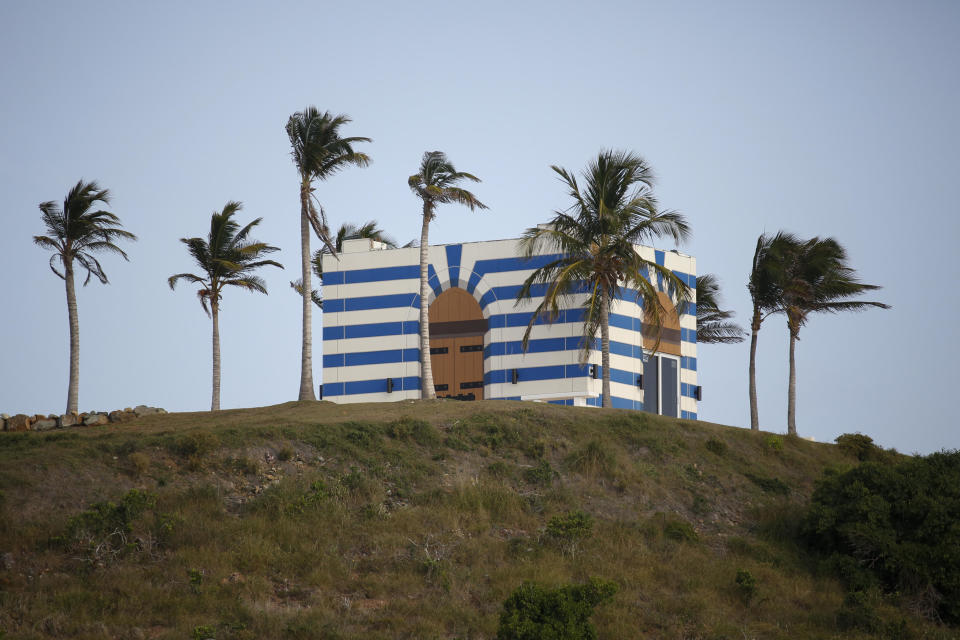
[0,401,952,639]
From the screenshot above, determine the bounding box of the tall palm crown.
[408,151,488,220]
[35,180,136,284]
[516,150,691,408]
[778,237,889,335]
[286,106,371,401]
[777,236,889,435]
[169,202,283,411]
[168,202,283,312]
[696,273,745,344]
[286,108,372,253]
[409,151,488,400]
[34,179,136,414]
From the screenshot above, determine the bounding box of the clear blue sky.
[1,1,957,453]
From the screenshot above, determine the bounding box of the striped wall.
[320,237,698,418]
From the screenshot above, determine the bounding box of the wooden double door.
[429,288,487,401]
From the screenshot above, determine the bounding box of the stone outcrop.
[32,418,58,431]
[0,406,166,432]
[108,409,137,423]
[83,413,109,426]
[6,414,31,431]
[58,414,78,428]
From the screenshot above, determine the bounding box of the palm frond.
[34,180,135,286]
[171,202,283,314]
[517,150,690,366]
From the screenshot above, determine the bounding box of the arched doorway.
[429,288,487,400]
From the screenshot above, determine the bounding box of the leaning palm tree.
[290,220,397,308]
[516,150,691,409]
[747,232,799,430]
[34,180,137,414]
[286,107,371,401]
[409,151,488,399]
[169,202,283,411]
[695,273,745,344]
[778,237,889,435]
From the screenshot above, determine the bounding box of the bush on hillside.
[803,450,960,623]
[834,432,889,462]
[496,578,617,640]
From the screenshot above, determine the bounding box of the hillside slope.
[0,400,948,639]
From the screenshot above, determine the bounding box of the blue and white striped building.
[320,237,698,419]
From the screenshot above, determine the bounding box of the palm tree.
[747,232,799,430]
[34,180,137,414]
[290,220,397,308]
[778,237,889,435]
[695,273,745,344]
[516,150,691,409]
[169,202,283,411]
[286,107,371,401]
[408,151,488,399]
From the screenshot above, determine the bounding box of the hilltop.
[0,401,950,639]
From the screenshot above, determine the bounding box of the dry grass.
[0,400,951,639]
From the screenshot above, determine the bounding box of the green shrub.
[276,446,294,462]
[804,450,960,623]
[566,441,614,476]
[744,473,790,495]
[705,438,727,456]
[734,569,757,604]
[344,423,381,448]
[545,511,594,557]
[763,435,784,453]
[523,460,555,487]
[54,489,168,567]
[188,568,204,594]
[835,590,880,633]
[192,624,217,640]
[488,461,513,478]
[835,432,885,462]
[662,516,698,543]
[388,416,440,447]
[496,578,618,640]
[170,432,220,458]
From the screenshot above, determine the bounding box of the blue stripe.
[323,264,419,286]
[348,321,418,339]
[324,321,418,341]
[324,293,419,312]
[655,250,665,266]
[483,337,692,367]
[466,254,562,294]
[323,353,344,368]
[445,244,462,288]
[324,376,422,396]
[325,348,419,368]
[427,265,442,298]
[346,348,420,367]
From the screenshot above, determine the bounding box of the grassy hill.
[0,400,950,639]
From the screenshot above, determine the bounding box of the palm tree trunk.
[211,299,221,411]
[748,312,760,430]
[787,326,798,436]
[419,203,436,399]
[600,288,612,408]
[298,180,316,401]
[64,260,80,415]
